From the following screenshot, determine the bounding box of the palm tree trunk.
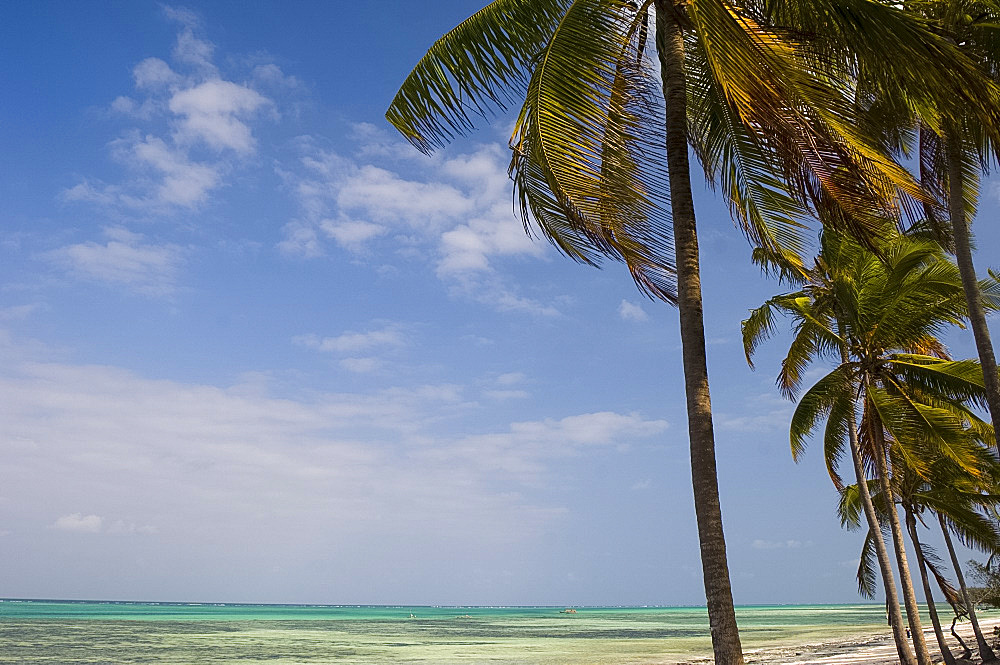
[905,505,956,665]
[951,615,974,661]
[940,512,996,661]
[840,339,916,665]
[868,411,933,665]
[945,132,1000,431]
[655,3,744,663]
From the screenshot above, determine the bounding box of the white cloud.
[122,134,222,207]
[319,219,386,253]
[716,392,795,433]
[279,140,557,316]
[429,412,669,480]
[107,520,158,535]
[619,299,649,322]
[53,513,103,533]
[277,221,323,258]
[451,277,561,317]
[340,357,381,374]
[46,227,184,296]
[133,57,181,90]
[337,165,473,227]
[294,325,407,354]
[66,11,276,215]
[751,539,805,550]
[0,351,663,564]
[169,80,268,153]
[509,412,667,446]
[484,390,529,401]
[164,7,216,73]
[0,304,42,322]
[497,372,526,386]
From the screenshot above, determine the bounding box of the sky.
[1,1,998,607]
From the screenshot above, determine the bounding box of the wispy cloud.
[483,389,529,401]
[53,513,103,533]
[715,392,795,433]
[278,132,558,315]
[1,349,663,559]
[294,325,407,354]
[618,300,649,322]
[496,372,526,386]
[293,324,409,374]
[46,227,185,296]
[428,412,669,481]
[64,6,277,214]
[169,80,269,153]
[751,539,809,550]
[51,513,156,535]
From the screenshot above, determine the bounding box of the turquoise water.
[0,599,899,664]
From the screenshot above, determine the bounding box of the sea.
[0,599,907,664]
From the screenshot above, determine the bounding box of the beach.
[742,616,1000,665]
[2,600,996,664]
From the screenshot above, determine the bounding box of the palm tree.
[930,467,1000,660]
[912,2,1000,433]
[899,458,999,665]
[744,231,1000,665]
[386,3,1000,662]
[843,454,1000,664]
[744,245,918,663]
[843,476,960,665]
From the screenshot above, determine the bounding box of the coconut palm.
[843,454,1000,664]
[387,3,1000,662]
[744,231,1000,665]
[910,1,1000,433]
[932,469,1000,659]
[843,475,961,665]
[756,0,1000,429]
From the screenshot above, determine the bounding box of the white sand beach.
[740,617,1000,665]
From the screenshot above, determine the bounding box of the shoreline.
[737,616,1000,665]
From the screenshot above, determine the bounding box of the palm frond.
[689,0,923,238]
[857,529,879,598]
[741,293,802,368]
[824,387,855,489]
[790,364,853,460]
[685,32,811,269]
[386,0,570,152]
[887,356,990,409]
[512,0,677,300]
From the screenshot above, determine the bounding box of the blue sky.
[1,2,998,606]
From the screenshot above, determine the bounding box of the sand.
[739,617,1000,665]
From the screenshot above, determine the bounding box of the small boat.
[559,608,577,614]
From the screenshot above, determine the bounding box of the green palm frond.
[741,293,803,368]
[838,482,865,530]
[980,272,1000,309]
[866,390,931,480]
[386,0,570,152]
[510,0,675,300]
[778,311,840,398]
[871,385,981,480]
[887,356,990,408]
[689,0,925,237]
[933,501,1000,553]
[790,365,853,461]
[823,387,856,489]
[926,555,965,615]
[766,0,1000,138]
[857,528,880,598]
[685,33,811,269]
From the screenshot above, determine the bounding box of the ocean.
[0,599,904,664]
